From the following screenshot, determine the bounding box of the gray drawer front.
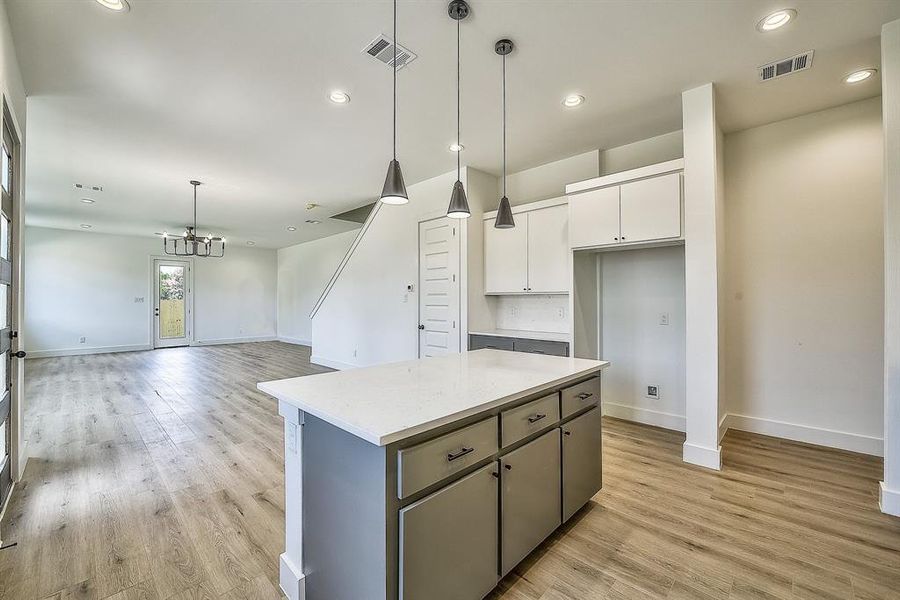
[512,338,569,357]
[500,392,560,448]
[398,416,499,499]
[469,334,514,351]
[561,376,600,418]
[500,429,562,576]
[562,406,602,521]
[400,462,499,600]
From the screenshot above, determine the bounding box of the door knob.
[418,324,425,330]
[10,350,26,359]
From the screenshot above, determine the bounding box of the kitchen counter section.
[258,349,606,446]
[467,328,570,343]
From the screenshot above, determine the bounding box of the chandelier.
[163,180,225,258]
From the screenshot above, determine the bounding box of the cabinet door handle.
[504,464,512,470]
[576,392,593,400]
[563,430,572,436]
[529,350,546,355]
[527,413,547,424]
[447,447,474,462]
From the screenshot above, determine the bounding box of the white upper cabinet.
[526,204,569,294]
[484,218,528,294]
[484,202,569,295]
[568,187,619,249]
[567,165,683,250]
[619,172,681,243]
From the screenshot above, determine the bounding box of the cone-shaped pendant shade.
[446,180,470,219]
[494,196,515,228]
[380,159,408,205]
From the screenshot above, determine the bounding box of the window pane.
[1,143,9,193]
[1,215,8,260]
[158,265,185,338]
[0,284,7,329]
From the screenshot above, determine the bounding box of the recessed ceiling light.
[563,94,585,108]
[305,219,321,225]
[287,226,297,231]
[449,143,464,153]
[246,241,256,246]
[95,0,130,12]
[844,68,877,84]
[80,224,92,229]
[329,91,350,104]
[756,9,796,32]
[80,198,95,204]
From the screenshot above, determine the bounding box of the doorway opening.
[153,259,192,349]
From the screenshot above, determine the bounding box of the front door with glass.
[153,259,191,348]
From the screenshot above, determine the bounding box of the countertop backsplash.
[491,294,570,334]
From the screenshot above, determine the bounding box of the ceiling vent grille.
[759,50,814,82]
[362,34,417,70]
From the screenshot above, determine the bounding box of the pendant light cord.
[393,0,397,160]
[502,52,506,197]
[456,15,461,180]
[193,184,197,234]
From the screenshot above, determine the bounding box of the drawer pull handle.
[447,447,474,462]
[527,413,547,424]
[576,392,593,400]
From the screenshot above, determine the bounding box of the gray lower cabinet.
[561,406,603,521]
[399,462,499,600]
[500,429,562,576]
[468,334,569,357]
[469,334,515,351]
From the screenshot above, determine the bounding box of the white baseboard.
[193,336,276,346]
[309,354,356,371]
[26,344,152,359]
[880,482,900,517]
[683,441,722,470]
[279,552,306,600]
[601,402,685,432]
[277,336,312,347]
[721,413,883,457]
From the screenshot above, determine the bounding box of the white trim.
[277,336,312,347]
[565,158,685,195]
[309,202,382,319]
[0,478,15,543]
[721,413,883,457]
[880,482,900,517]
[192,336,276,346]
[682,441,722,470]
[482,195,567,221]
[601,402,685,432]
[26,344,152,359]
[309,354,356,371]
[279,546,307,600]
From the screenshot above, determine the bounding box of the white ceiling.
[9,0,900,248]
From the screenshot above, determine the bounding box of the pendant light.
[380,0,408,205]
[494,39,515,229]
[446,0,470,219]
[163,181,225,258]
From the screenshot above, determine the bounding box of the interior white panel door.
[526,204,569,293]
[484,217,528,294]
[568,186,620,249]
[418,217,460,358]
[619,172,682,243]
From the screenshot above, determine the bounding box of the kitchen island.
[258,349,609,600]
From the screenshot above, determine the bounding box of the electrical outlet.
[646,385,660,399]
[353,348,358,358]
[286,423,298,453]
[79,336,86,344]
[659,312,670,326]
[558,307,566,318]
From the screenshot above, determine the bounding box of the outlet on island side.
[79,336,86,344]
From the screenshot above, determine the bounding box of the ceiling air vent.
[759,50,814,82]
[362,34,417,70]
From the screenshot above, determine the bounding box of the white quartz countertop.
[468,329,571,343]
[258,349,608,447]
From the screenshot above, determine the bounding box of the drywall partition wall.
[681,83,724,470]
[277,230,358,345]
[504,150,598,207]
[463,168,497,334]
[24,226,277,356]
[883,19,900,515]
[599,131,684,176]
[311,169,481,369]
[600,246,686,431]
[572,251,598,360]
[723,97,884,457]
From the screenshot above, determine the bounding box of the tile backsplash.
[492,294,569,333]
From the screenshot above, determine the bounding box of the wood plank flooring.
[0,342,898,599]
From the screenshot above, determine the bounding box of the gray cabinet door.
[469,334,514,351]
[512,338,569,357]
[561,406,602,521]
[500,429,561,576]
[399,462,499,600]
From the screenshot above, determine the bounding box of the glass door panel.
[154,260,190,348]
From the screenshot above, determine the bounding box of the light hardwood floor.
[0,342,898,599]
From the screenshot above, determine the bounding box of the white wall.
[599,246,686,432]
[505,150,598,206]
[24,226,277,356]
[723,97,884,456]
[599,131,683,176]
[277,230,357,345]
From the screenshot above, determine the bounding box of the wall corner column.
[681,83,724,470]
[881,19,900,518]
[278,400,307,599]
